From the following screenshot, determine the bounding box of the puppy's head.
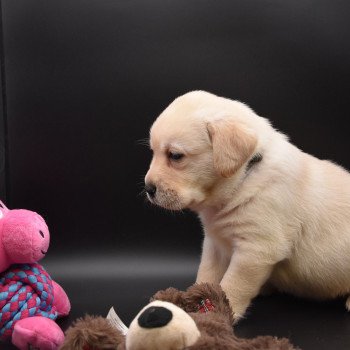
[144,91,258,211]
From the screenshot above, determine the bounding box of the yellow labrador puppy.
[145,90,350,322]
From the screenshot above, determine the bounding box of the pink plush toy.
[0,200,71,350]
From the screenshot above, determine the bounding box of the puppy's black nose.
[138,306,173,328]
[145,183,156,198]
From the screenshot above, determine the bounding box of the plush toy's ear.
[61,315,126,350]
[206,119,257,177]
[151,287,187,309]
[183,283,233,322]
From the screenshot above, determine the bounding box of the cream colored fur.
[145,90,350,321]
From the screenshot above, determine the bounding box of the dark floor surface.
[2,255,350,349]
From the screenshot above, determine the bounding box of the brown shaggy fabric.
[151,283,232,320]
[184,283,234,322]
[151,287,187,309]
[186,312,297,350]
[61,284,300,350]
[60,315,126,350]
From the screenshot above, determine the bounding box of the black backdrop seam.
[0,0,9,203]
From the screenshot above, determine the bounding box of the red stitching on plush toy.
[198,299,215,313]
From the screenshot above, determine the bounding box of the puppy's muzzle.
[145,183,157,198]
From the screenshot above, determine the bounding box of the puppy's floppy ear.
[207,118,257,178]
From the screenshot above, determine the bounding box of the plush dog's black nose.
[145,183,156,198]
[138,306,173,328]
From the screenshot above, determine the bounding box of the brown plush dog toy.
[60,283,299,350]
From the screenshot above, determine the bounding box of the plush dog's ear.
[207,119,257,177]
[151,287,187,309]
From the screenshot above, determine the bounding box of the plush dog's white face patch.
[126,300,200,350]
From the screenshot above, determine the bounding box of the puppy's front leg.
[220,253,274,322]
[196,235,230,284]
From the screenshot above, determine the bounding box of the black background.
[1,1,350,349]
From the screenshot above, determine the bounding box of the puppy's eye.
[168,152,184,161]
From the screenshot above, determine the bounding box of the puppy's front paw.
[231,306,247,324]
[225,297,250,324]
[232,312,244,324]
